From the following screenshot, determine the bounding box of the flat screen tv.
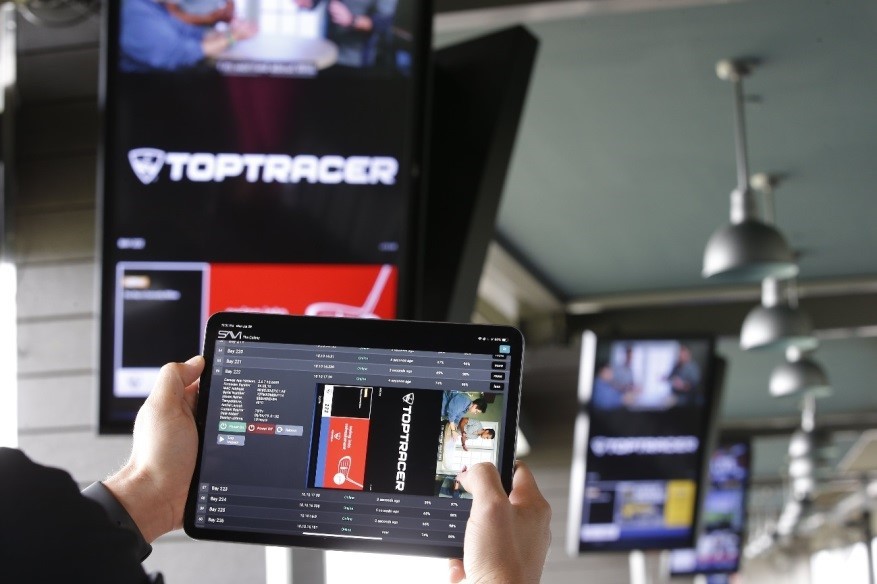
[566,331,723,553]
[669,440,752,576]
[97,0,432,432]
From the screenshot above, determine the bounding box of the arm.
[327,0,392,32]
[201,20,258,59]
[458,417,471,451]
[447,393,470,425]
[165,0,235,25]
[459,418,469,452]
[0,447,151,582]
[670,364,699,392]
[119,0,207,70]
[449,463,552,584]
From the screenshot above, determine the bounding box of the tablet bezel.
[183,311,523,557]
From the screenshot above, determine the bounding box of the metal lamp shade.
[702,219,799,282]
[769,358,832,398]
[740,304,818,351]
[787,429,813,459]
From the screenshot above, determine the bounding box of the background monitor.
[98,0,432,433]
[669,440,752,577]
[566,330,723,553]
[419,25,539,322]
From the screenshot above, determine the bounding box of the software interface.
[194,336,512,546]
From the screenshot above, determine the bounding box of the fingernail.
[186,355,204,365]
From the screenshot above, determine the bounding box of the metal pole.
[629,549,650,584]
[731,76,750,194]
[863,507,875,584]
[266,547,326,584]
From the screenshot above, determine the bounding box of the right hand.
[449,462,552,583]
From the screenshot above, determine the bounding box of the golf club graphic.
[333,455,363,488]
[305,264,393,319]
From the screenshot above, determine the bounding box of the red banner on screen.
[208,263,397,319]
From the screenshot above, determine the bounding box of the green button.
[218,421,247,433]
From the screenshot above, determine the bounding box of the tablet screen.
[185,312,523,557]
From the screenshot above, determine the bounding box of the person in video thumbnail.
[665,344,702,407]
[612,344,636,393]
[292,0,398,69]
[441,391,488,428]
[457,418,495,452]
[591,360,624,411]
[120,0,257,72]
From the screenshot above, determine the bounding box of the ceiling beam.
[434,0,747,31]
[566,288,877,340]
[567,276,877,314]
[721,411,877,439]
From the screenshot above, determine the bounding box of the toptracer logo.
[128,148,166,184]
[126,147,399,186]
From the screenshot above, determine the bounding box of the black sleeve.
[0,447,153,584]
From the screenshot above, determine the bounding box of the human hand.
[294,0,315,8]
[231,19,259,41]
[328,0,354,27]
[104,356,204,543]
[449,462,551,584]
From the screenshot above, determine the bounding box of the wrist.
[104,463,175,544]
[82,481,153,561]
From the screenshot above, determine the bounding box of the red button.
[248,423,276,435]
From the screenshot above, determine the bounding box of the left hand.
[104,356,204,543]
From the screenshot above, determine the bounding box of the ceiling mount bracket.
[715,58,759,82]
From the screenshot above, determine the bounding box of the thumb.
[149,356,205,405]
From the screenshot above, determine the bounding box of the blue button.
[217,434,245,446]
[499,344,511,354]
[275,425,304,436]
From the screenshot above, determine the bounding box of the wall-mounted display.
[98,0,431,432]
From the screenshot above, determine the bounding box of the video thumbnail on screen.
[309,386,503,498]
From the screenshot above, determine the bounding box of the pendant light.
[702,60,798,282]
[739,174,818,351]
[740,278,817,351]
[769,346,832,398]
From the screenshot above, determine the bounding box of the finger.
[455,462,505,502]
[448,559,465,583]
[183,378,200,414]
[181,355,205,384]
[508,461,546,506]
[150,356,205,404]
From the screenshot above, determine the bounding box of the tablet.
[184,312,523,558]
